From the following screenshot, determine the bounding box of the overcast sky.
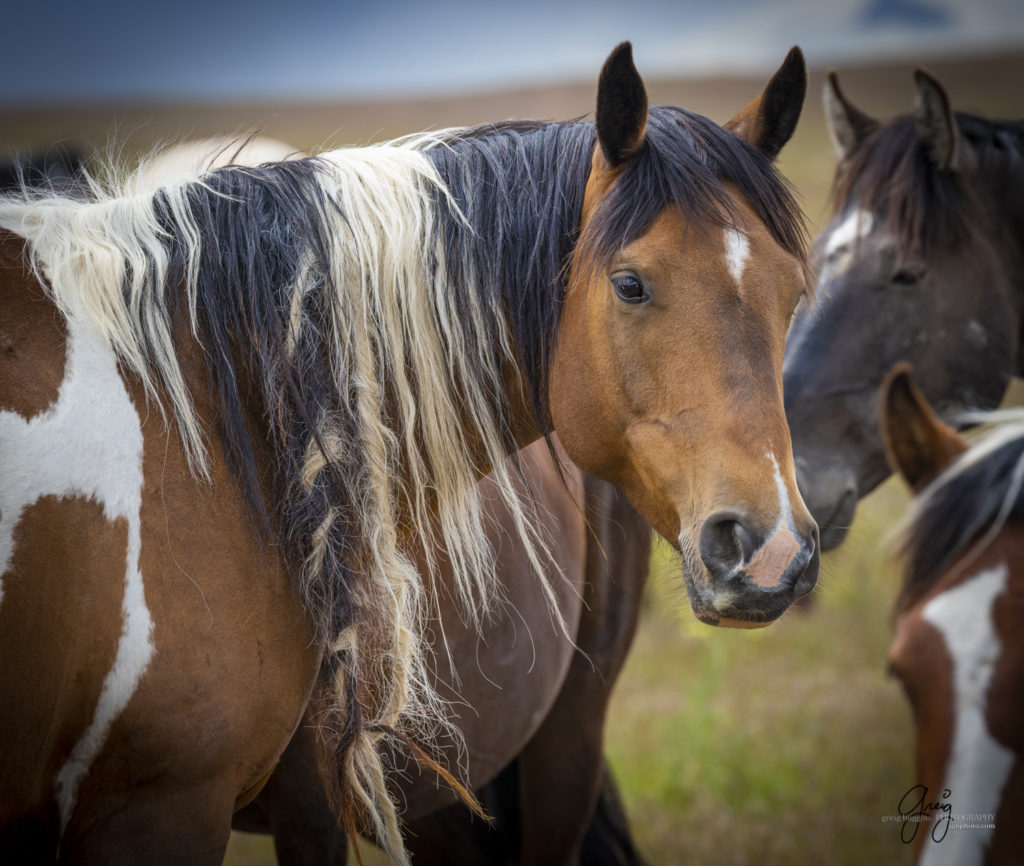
[2,0,1022,105]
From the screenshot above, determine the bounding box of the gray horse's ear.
[823,70,878,157]
[726,46,806,160]
[914,68,970,172]
[595,42,648,168]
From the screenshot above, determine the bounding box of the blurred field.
[3,49,1023,231]
[5,47,1020,866]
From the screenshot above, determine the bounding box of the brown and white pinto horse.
[881,366,1024,865]
[0,43,815,864]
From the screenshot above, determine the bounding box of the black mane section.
[422,119,595,442]
[585,106,807,274]
[153,157,354,615]
[901,429,1024,608]
[833,112,1024,263]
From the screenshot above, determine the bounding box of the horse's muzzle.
[681,511,819,627]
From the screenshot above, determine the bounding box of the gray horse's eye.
[892,268,923,287]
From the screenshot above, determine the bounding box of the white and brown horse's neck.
[0,244,153,832]
[885,383,1024,865]
[916,558,1015,866]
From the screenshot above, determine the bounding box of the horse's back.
[0,229,318,863]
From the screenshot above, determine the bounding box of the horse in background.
[0,43,815,864]
[0,147,84,192]
[880,365,1024,865]
[784,68,1024,550]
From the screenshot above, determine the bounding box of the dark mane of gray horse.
[832,112,1024,263]
[900,420,1024,608]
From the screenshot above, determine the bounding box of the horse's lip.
[680,563,811,627]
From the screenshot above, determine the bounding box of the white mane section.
[127,135,299,192]
[0,135,554,864]
[0,184,207,470]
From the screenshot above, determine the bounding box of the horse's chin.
[684,590,789,629]
[699,612,776,630]
[680,557,808,629]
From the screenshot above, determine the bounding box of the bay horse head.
[881,365,1024,864]
[785,69,1024,550]
[551,44,818,627]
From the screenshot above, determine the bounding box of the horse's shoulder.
[0,229,67,419]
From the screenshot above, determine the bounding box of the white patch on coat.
[0,308,152,833]
[718,453,802,596]
[723,227,749,289]
[768,452,795,531]
[919,563,1014,866]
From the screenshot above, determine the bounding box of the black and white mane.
[901,411,1024,608]
[832,111,1024,263]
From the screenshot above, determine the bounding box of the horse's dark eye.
[612,274,650,304]
[892,268,922,287]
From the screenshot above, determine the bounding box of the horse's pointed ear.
[595,42,648,168]
[725,46,806,160]
[880,364,967,493]
[913,68,969,172]
[823,70,878,157]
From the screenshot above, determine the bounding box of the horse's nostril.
[699,512,761,577]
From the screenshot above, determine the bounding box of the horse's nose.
[697,507,819,609]
[699,511,761,579]
[793,457,857,551]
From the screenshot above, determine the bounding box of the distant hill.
[1,48,1020,228]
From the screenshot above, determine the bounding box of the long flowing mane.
[831,112,1024,262]
[0,106,804,858]
[899,410,1024,609]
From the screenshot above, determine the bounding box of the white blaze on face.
[740,453,802,591]
[919,563,1014,866]
[819,208,874,284]
[724,226,750,289]
[0,310,152,833]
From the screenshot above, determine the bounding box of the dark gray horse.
[784,69,1024,549]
